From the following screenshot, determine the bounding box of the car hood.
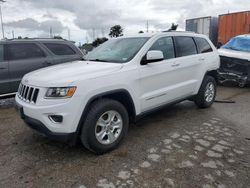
[23,61,123,87]
[218,48,250,61]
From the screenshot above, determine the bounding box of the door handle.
[171,63,180,67]
[0,67,7,70]
[199,57,205,61]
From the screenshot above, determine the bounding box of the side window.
[174,36,197,57]
[8,43,46,61]
[194,37,213,53]
[149,37,175,60]
[43,43,76,55]
[0,45,4,62]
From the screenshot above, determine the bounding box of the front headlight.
[45,87,77,98]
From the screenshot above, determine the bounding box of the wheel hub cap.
[205,82,215,103]
[95,110,123,145]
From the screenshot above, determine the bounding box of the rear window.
[194,37,213,53]
[174,36,197,57]
[44,43,76,55]
[8,43,46,60]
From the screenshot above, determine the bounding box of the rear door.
[171,36,202,95]
[194,37,214,65]
[194,37,216,86]
[42,42,82,65]
[0,44,11,95]
[7,42,48,92]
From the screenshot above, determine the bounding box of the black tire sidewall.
[195,76,217,108]
[81,99,129,154]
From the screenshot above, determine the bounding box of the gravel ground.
[0,86,250,188]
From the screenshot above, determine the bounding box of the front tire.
[80,99,129,154]
[194,76,216,108]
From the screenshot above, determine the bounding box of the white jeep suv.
[16,32,220,154]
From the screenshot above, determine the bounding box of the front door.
[139,36,181,112]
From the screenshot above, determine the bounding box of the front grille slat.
[19,84,23,97]
[24,86,29,100]
[21,85,26,97]
[17,83,39,104]
[33,89,39,103]
[18,84,22,94]
[28,88,34,102]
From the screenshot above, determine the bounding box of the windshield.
[86,37,149,63]
[222,36,250,53]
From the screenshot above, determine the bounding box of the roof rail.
[162,30,195,33]
[5,37,68,41]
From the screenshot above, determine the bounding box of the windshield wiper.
[87,59,110,62]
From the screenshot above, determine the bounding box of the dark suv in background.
[0,39,83,98]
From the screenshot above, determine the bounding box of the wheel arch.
[73,89,136,143]
[194,69,218,97]
[205,69,218,83]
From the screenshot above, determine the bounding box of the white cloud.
[1,0,250,43]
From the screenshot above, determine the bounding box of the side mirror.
[141,50,164,65]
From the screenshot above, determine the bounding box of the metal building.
[186,16,218,45]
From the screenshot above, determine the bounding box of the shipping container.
[186,16,218,45]
[218,11,250,45]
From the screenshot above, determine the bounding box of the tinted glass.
[175,36,197,57]
[149,37,175,59]
[0,45,4,62]
[195,37,213,53]
[8,43,45,60]
[86,37,149,63]
[44,43,76,55]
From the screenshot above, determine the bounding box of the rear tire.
[80,99,129,154]
[194,76,216,108]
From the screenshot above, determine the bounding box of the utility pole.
[146,20,149,33]
[0,0,6,39]
[67,28,70,40]
[12,30,14,39]
[49,27,52,38]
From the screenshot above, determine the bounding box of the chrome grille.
[17,83,39,104]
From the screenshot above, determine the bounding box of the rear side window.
[194,37,213,53]
[8,43,46,60]
[0,45,4,62]
[174,36,197,57]
[44,43,76,55]
[149,37,175,59]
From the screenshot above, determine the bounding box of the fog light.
[49,115,63,123]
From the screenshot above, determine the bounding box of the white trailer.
[186,16,218,45]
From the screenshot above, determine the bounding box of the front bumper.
[16,104,76,142]
[218,55,250,87]
[24,114,76,142]
[15,94,83,134]
[218,70,248,87]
